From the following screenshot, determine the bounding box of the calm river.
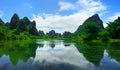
[0,39,120,70]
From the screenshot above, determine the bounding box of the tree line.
[0,13,120,42]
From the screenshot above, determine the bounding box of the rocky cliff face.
[9,13,19,29]
[84,14,104,28]
[46,30,62,38]
[8,13,39,35]
[0,18,4,24]
[75,14,104,35]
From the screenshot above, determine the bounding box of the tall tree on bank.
[83,22,101,41]
[106,17,120,39]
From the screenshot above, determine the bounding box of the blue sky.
[0,0,120,33]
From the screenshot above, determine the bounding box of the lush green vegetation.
[75,41,120,65]
[75,43,104,65]
[106,17,120,39]
[1,13,120,69]
[0,40,38,65]
[0,13,120,43]
[72,14,120,43]
[106,44,120,62]
[0,13,39,40]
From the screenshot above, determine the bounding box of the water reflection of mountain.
[63,42,71,46]
[35,40,97,70]
[0,55,81,70]
[49,41,55,48]
[106,45,120,63]
[0,40,120,70]
[0,39,83,70]
[75,43,104,65]
[38,43,44,48]
[0,40,38,65]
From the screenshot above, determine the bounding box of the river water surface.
[0,39,120,70]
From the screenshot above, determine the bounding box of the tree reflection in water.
[0,40,120,70]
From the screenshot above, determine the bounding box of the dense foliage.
[0,40,37,65]
[75,14,104,36]
[106,17,120,39]
[82,22,101,41]
[0,13,120,41]
[74,14,120,42]
[0,13,39,40]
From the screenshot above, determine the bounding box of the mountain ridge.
[75,14,104,35]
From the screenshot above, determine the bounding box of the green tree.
[83,22,101,41]
[106,17,120,39]
[98,30,110,41]
[0,30,6,40]
[0,23,11,40]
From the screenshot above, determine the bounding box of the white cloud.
[0,10,3,18]
[24,3,32,9]
[77,0,106,13]
[59,1,75,11]
[106,12,120,22]
[103,12,120,27]
[32,0,107,33]
[32,12,90,33]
